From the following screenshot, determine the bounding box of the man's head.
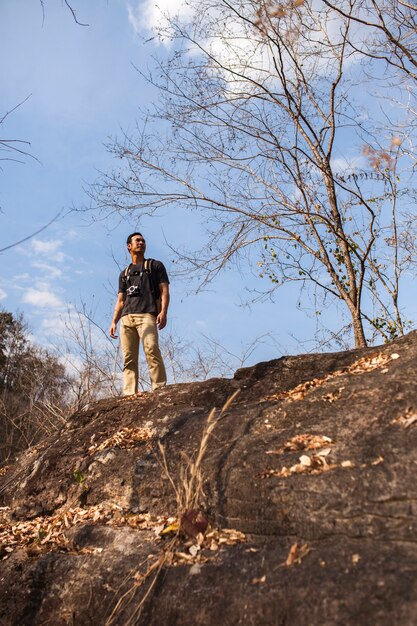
[127,232,146,257]
[126,232,144,246]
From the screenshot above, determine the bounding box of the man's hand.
[110,293,125,339]
[156,311,167,330]
[157,283,169,330]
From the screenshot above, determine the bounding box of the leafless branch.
[90,0,415,348]
[0,209,67,253]
[63,0,89,27]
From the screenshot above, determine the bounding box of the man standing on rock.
[109,232,170,395]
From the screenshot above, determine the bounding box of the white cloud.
[22,288,63,309]
[32,261,63,278]
[40,316,69,342]
[11,273,31,284]
[61,352,85,378]
[32,238,63,254]
[27,238,66,264]
[331,155,367,175]
[127,0,191,38]
[41,317,67,331]
[0,288,7,301]
[128,0,365,85]
[12,238,71,312]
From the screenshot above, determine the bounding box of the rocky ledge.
[1,332,417,625]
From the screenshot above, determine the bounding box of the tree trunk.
[352,313,367,348]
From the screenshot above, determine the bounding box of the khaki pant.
[120,314,167,395]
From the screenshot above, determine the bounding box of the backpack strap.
[144,259,158,297]
[121,263,132,284]
[144,258,162,312]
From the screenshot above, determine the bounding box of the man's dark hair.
[126,232,144,245]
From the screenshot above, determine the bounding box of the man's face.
[128,236,146,254]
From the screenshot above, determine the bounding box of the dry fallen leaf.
[285,543,298,566]
[265,353,392,404]
[285,542,310,567]
[404,414,417,428]
[89,426,156,453]
[189,563,202,575]
[251,575,267,584]
[154,524,166,537]
[263,450,363,478]
[371,456,384,466]
[175,551,193,562]
[282,434,334,453]
[160,520,180,536]
[318,447,332,457]
[189,544,200,557]
[0,504,168,556]
[392,409,417,428]
[196,532,205,546]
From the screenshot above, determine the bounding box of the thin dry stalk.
[106,539,176,626]
[159,389,240,515]
[107,390,240,626]
[157,442,182,506]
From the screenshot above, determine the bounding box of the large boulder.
[1,332,417,625]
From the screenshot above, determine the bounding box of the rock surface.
[1,332,417,625]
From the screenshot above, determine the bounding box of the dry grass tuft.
[105,541,176,626]
[106,390,241,625]
[158,389,240,518]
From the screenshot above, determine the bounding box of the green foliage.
[73,468,86,485]
[370,316,408,342]
[73,468,89,492]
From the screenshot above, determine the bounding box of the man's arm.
[156,282,170,330]
[109,292,125,339]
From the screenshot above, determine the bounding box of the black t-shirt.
[118,260,169,317]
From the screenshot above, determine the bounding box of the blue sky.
[0,0,318,381]
[2,1,413,385]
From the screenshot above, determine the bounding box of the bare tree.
[38,0,89,27]
[0,310,71,463]
[56,301,274,402]
[320,0,417,81]
[0,97,35,167]
[53,304,124,409]
[91,0,416,348]
[161,330,278,382]
[319,0,417,167]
